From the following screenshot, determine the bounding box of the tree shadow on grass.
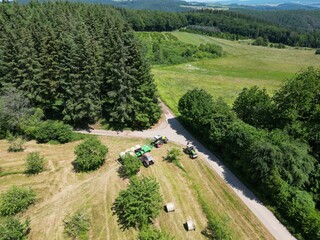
[117,166,129,180]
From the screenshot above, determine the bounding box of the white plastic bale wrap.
[186,217,196,231]
[166,202,175,212]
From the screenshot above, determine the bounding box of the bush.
[0,186,36,216]
[252,37,268,46]
[33,120,73,144]
[315,49,320,54]
[113,177,163,229]
[0,217,30,240]
[121,154,141,178]
[25,152,46,175]
[73,137,108,172]
[7,136,25,152]
[139,226,174,240]
[201,216,233,240]
[198,43,223,57]
[165,148,184,171]
[18,108,44,138]
[63,211,89,240]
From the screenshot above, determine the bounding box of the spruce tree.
[122,29,161,129]
[101,23,135,128]
[62,22,101,126]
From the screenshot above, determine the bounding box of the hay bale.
[165,202,175,212]
[186,217,196,231]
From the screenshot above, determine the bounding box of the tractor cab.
[140,152,155,167]
[184,143,198,159]
[152,135,168,148]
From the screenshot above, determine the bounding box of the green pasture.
[152,32,320,114]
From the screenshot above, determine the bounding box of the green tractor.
[183,144,198,159]
[152,135,168,148]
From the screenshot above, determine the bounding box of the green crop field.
[152,32,320,114]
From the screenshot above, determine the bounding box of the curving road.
[78,102,296,240]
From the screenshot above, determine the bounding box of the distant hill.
[87,0,191,11]
[16,0,192,11]
[229,3,319,10]
[232,9,320,31]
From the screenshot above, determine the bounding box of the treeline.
[0,2,161,130]
[108,0,188,12]
[119,8,188,31]
[232,9,320,32]
[178,68,320,239]
[121,8,320,48]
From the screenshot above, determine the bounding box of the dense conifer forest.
[0,2,161,129]
[232,9,320,32]
[120,9,320,48]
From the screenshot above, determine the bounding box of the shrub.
[139,226,174,240]
[33,120,73,144]
[7,136,25,152]
[201,216,233,240]
[25,152,46,175]
[165,148,181,162]
[0,186,36,216]
[113,177,163,229]
[73,137,108,172]
[63,211,89,240]
[121,154,141,178]
[165,148,184,171]
[0,217,30,240]
[252,37,268,46]
[18,108,44,138]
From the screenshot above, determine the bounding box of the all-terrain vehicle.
[140,152,155,167]
[183,144,198,159]
[152,135,168,148]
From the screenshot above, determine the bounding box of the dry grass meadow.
[0,136,274,239]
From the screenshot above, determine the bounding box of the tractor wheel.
[143,161,149,168]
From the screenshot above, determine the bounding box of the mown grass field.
[0,137,273,239]
[152,32,320,114]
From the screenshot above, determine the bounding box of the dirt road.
[78,102,296,240]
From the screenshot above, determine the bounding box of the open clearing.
[152,32,320,114]
[0,137,273,239]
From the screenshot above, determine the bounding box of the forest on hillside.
[120,9,320,48]
[232,9,320,32]
[0,2,161,131]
